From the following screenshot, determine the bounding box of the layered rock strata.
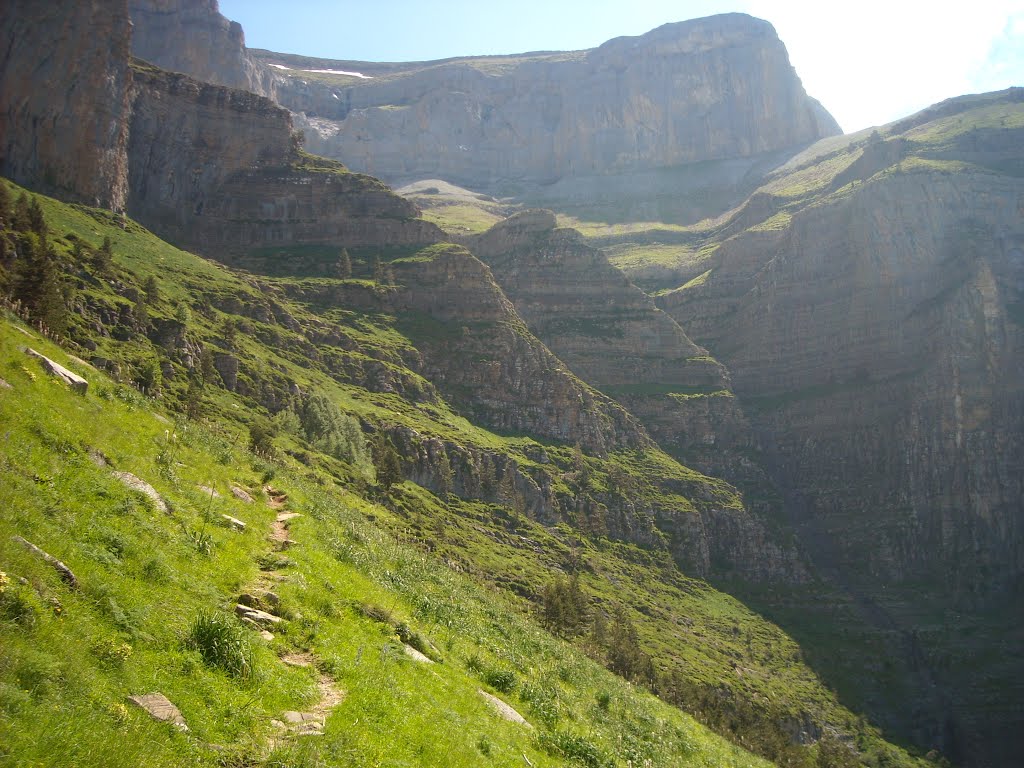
[0,0,133,209]
[127,4,840,199]
[127,63,442,260]
[660,93,1024,766]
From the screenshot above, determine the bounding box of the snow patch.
[303,68,372,79]
[266,63,372,79]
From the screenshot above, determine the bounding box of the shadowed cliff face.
[468,210,744,464]
[659,92,1024,766]
[126,63,444,260]
[0,0,133,210]
[465,210,806,582]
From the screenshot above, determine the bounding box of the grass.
[0,318,775,768]
[0,178,932,768]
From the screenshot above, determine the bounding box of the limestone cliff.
[127,62,443,261]
[659,90,1024,766]
[467,210,738,461]
[0,0,133,210]
[126,4,839,199]
[279,15,839,192]
[465,210,804,581]
[129,0,274,94]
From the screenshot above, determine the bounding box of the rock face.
[283,243,646,454]
[660,91,1024,766]
[129,0,273,94]
[467,210,741,464]
[0,0,133,209]
[127,63,442,260]
[126,5,839,197]
[465,211,803,581]
[278,15,839,191]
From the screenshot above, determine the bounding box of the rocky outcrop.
[467,211,752,473]
[465,211,804,580]
[660,93,1024,766]
[285,243,646,454]
[126,62,443,261]
[0,0,133,210]
[274,15,838,191]
[129,0,274,94]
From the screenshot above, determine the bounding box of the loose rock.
[112,471,169,514]
[12,535,79,589]
[230,485,254,503]
[235,603,282,627]
[403,644,434,664]
[479,690,531,728]
[127,692,189,731]
[25,348,88,394]
[221,514,246,531]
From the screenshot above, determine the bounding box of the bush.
[466,654,517,693]
[0,578,40,628]
[539,730,612,768]
[184,610,258,680]
[299,393,371,471]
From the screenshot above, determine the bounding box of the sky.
[218,0,1024,133]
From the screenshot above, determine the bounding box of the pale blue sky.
[219,0,1024,133]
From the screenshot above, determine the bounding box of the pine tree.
[11,194,32,232]
[334,248,352,279]
[371,433,402,492]
[199,347,218,387]
[26,197,46,236]
[143,275,160,304]
[132,296,149,333]
[12,232,68,336]
[92,236,114,278]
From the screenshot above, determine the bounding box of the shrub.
[539,730,612,768]
[0,578,40,628]
[184,610,257,680]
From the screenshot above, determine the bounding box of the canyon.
[1,1,1021,766]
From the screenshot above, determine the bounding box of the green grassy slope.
[619,90,1024,296]
[0,320,771,768]
[0,179,931,767]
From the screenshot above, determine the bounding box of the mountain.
[128,1,840,223]
[2,0,1022,766]
[651,89,1024,766]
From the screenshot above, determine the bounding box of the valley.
[0,1,1020,767]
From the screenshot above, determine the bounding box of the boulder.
[126,692,188,731]
[25,348,88,394]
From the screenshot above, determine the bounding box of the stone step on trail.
[271,511,301,549]
[127,692,189,731]
[269,658,345,742]
[235,603,283,628]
